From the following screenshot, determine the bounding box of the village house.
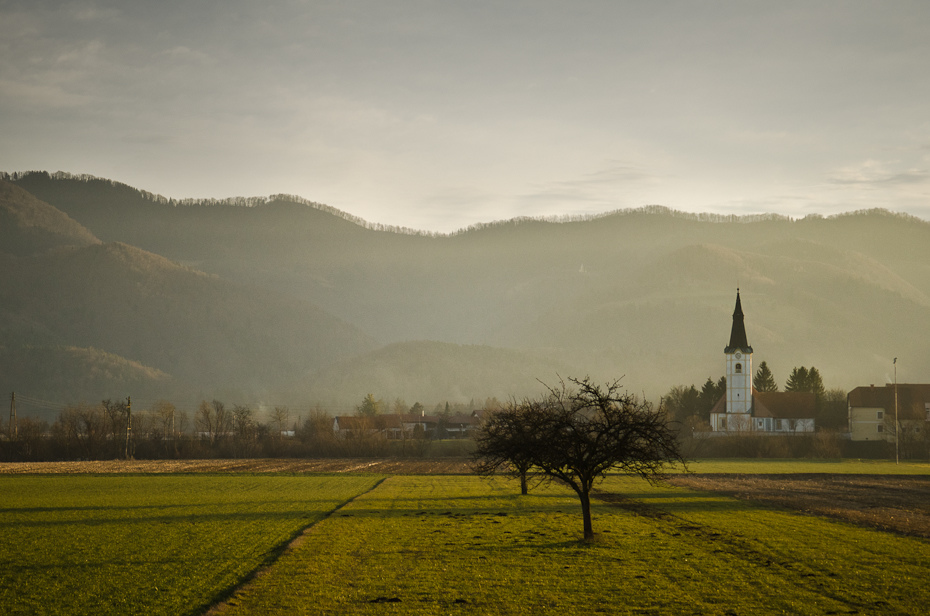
[847,383,930,442]
[709,290,816,433]
[332,411,480,440]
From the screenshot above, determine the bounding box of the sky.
[1,1,929,233]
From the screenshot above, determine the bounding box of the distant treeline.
[1,396,906,463]
[0,404,450,462]
[9,170,914,239]
[0,397,480,463]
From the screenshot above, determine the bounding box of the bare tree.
[55,403,107,459]
[196,400,216,443]
[473,399,548,495]
[102,398,130,458]
[271,406,290,439]
[232,405,255,440]
[474,377,685,541]
[213,400,232,442]
[152,400,178,456]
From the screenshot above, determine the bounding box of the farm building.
[709,290,816,433]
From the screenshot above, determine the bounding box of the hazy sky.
[2,1,928,232]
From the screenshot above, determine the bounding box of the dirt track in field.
[4,459,928,538]
[669,473,930,539]
[0,458,475,475]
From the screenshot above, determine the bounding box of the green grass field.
[214,474,930,616]
[0,474,381,616]
[1,463,928,615]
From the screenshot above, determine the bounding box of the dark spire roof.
[725,289,753,353]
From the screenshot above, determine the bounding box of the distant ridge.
[458,204,929,234]
[7,170,921,238]
[2,171,431,237]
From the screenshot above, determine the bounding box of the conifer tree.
[698,377,727,419]
[785,366,810,392]
[355,393,382,417]
[784,366,825,394]
[753,361,778,392]
[806,367,825,397]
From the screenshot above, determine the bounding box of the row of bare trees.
[0,399,411,462]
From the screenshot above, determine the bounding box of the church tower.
[724,289,753,418]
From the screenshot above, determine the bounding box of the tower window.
[735,363,742,373]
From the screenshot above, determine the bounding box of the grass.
[0,474,381,616]
[2,461,928,615]
[215,474,930,616]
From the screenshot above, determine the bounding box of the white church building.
[709,291,816,433]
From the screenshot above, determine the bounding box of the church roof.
[724,290,753,353]
[709,391,817,419]
[752,392,816,419]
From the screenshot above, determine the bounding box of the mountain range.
[3,171,929,418]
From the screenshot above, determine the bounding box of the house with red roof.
[847,383,930,442]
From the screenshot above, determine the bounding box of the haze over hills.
[0,180,99,257]
[3,171,930,414]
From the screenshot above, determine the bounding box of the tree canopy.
[472,399,547,495]
[661,376,724,425]
[473,377,685,541]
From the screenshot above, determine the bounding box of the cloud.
[831,171,929,186]
[68,3,122,24]
[156,46,214,66]
[0,77,92,109]
[3,2,930,231]
[827,160,930,187]
[516,162,662,207]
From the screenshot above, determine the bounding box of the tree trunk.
[520,471,528,495]
[579,489,594,541]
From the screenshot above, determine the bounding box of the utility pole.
[8,392,16,440]
[125,396,132,460]
[171,405,177,457]
[894,358,899,465]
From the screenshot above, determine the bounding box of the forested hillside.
[4,171,930,409]
[0,178,378,406]
[0,180,99,256]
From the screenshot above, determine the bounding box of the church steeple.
[723,289,754,419]
[724,289,753,353]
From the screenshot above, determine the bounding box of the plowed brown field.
[0,457,475,475]
[670,473,930,538]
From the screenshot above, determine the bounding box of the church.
[709,291,816,433]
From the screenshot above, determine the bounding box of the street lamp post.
[894,358,899,465]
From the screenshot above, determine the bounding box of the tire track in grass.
[204,477,386,616]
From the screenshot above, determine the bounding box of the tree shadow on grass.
[0,506,347,528]
[594,487,758,516]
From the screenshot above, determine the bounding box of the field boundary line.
[202,476,388,616]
